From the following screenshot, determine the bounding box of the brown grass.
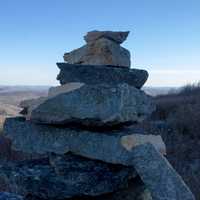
[151,83,200,199]
[153,83,200,138]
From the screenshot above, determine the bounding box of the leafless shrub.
[153,82,200,138]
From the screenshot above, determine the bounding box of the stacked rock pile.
[1,31,195,200]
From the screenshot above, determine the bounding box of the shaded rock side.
[63,38,130,67]
[0,154,137,199]
[30,84,155,126]
[3,117,195,200]
[129,143,195,200]
[81,178,152,200]
[0,192,23,200]
[19,97,46,117]
[3,117,165,162]
[84,30,130,44]
[57,63,148,89]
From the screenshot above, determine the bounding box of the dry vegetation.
[151,82,200,199]
[153,82,200,138]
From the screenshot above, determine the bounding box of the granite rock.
[130,143,195,200]
[3,117,166,163]
[19,97,46,118]
[63,38,130,67]
[20,83,84,118]
[84,30,130,44]
[4,118,195,200]
[0,154,136,199]
[56,63,148,89]
[88,179,152,200]
[0,192,23,200]
[30,84,155,126]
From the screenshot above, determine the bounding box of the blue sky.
[0,0,199,86]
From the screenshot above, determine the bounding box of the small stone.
[121,134,166,155]
[57,63,148,89]
[84,30,130,44]
[19,97,46,119]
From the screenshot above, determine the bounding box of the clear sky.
[0,0,199,87]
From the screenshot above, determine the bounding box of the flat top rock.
[84,30,130,44]
[57,63,148,89]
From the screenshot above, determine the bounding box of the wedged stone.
[63,38,130,67]
[130,144,195,200]
[84,30,130,44]
[30,84,155,126]
[86,178,152,200]
[0,154,136,199]
[19,83,84,118]
[57,63,148,89]
[19,97,46,117]
[0,192,23,200]
[4,118,195,200]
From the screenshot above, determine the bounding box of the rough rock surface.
[4,117,165,161]
[130,143,195,200]
[19,97,46,117]
[64,178,152,200]
[63,38,130,67]
[0,154,137,199]
[4,118,194,200]
[30,84,155,126]
[140,120,199,200]
[0,192,23,200]
[0,135,42,162]
[56,63,148,89]
[48,82,84,97]
[84,30,130,44]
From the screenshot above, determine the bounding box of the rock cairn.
[2,31,195,200]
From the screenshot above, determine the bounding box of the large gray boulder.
[0,154,136,199]
[57,63,148,89]
[4,117,195,200]
[29,83,155,126]
[3,117,166,161]
[64,37,131,67]
[84,30,130,44]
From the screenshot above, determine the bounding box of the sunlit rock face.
[64,30,131,68]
